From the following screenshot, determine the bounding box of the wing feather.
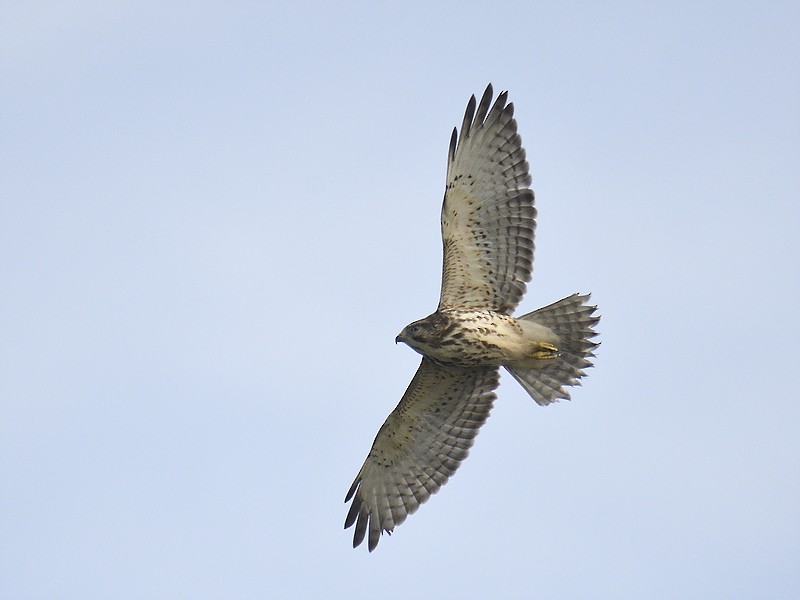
[439,84,535,314]
[344,358,499,551]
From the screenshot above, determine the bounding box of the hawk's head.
[396,311,455,357]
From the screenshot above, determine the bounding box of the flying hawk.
[344,84,599,551]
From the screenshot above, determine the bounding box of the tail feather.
[506,293,599,406]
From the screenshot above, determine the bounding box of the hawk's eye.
[409,324,421,335]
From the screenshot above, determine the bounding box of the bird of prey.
[344,84,599,551]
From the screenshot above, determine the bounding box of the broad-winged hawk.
[345,85,600,551]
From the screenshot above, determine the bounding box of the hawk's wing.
[344,358,499,551]
[439,84,536,314]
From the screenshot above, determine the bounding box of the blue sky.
[2,1,799,598]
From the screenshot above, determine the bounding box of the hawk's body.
[345,85,600,551]
[398,308,559,368]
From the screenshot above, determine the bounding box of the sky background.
[2,1,799,598]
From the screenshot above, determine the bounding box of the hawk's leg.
[530,342,559,360]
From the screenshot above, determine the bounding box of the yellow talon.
[531,342,559,360]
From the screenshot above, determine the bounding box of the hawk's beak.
[395,334,404,345]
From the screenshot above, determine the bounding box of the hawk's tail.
[505,293,600,406]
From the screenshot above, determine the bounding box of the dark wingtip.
[448,127,457,163]
[352,512,367,548]
[344,499,359,529]
[344,474,361,502]
[459,93,477,142]
[474,84,494,125]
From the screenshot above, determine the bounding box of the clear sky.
[2,1,799,598]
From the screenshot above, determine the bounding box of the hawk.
[344,84,599,551]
